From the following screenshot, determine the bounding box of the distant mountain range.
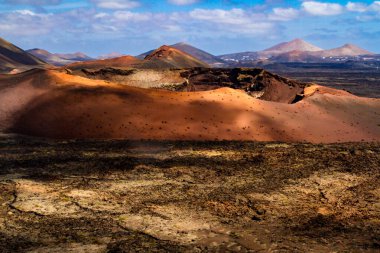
[36,39,376,67]
[220,39,375,64]
[0,36,378,74]
[67,45,210,71]
[27,48,93,66]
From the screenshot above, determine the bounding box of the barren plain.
[0,136,379,252]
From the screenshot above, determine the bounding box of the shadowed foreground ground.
[0,136,379,252]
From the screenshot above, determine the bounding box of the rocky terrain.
[76,67,305,103]
[178,68,305,103]
[0,136,379,252]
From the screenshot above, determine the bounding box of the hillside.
[0,37,46,73]
[138,45,210,69]
[262,39,323,55]
[0,69,379,143]
[269,50,323,63]
[318,44,374,57]
[137,43,223,66]
[171,42,225,66]
[65,46,209,71]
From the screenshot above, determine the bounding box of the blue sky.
[0,0,379,56]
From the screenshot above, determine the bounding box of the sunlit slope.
[0,69,379,143]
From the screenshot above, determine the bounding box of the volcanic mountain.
[27,48,93,66]
[0,37,46,73]
[138,45,210,69]
[138,43,222,66]
[219,39,323,62]
[318,44,374,57]
[269,44,375,62]
[66,55,142,71]
[262,39,323,56]
[171,42,225,66]
[0,68,379,143]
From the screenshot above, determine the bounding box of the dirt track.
[0,136,379,252]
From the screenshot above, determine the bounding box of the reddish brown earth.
[0,69,379,143]
[66,56,142,71]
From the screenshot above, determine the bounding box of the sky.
[0,0,379,57]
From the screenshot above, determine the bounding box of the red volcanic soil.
[1,69,379,143]
[66,55,142,70]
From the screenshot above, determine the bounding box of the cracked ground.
[0,136,379,252]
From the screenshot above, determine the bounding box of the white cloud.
[168,0,198,5]
[15,9,37,15]
[189,8,275,35]
[113,11,151,22]
[94,12,108,19]
[0,10,57,35]
[269,8,299,21]
[346,2,368,12]
[162,24,182,32]
[346,1,380,21]
[370,1,380,12]
[302,1,343,16]
[190,8,251,25]
[91,0,140,9]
